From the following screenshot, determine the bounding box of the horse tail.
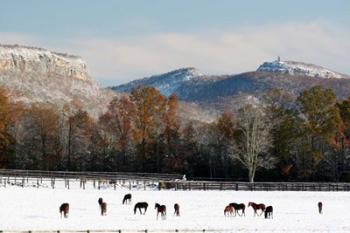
[134,205,137,214]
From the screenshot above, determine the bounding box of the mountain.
[110,59,350,108]
[114,67,204,97]
[0,45,114,117]
[257,58,349,79]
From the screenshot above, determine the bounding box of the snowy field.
[1,179,350,232]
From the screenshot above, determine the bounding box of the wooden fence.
[160,180,350,192]
[1,169,350,191]
[0,169,181,181]
[0,169,182,190]
[0,229,227,233]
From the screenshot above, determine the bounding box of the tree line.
[0,85,350,182]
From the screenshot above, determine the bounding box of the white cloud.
[1,22,349,86]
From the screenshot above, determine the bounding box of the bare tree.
[230,104,276,182]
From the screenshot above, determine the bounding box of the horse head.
[98,198,103,206]
[155,203,160,209]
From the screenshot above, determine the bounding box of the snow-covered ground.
[1,179,350,232]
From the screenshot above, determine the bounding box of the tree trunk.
[249,168,255,183]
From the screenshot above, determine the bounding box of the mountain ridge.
[110,59,350,106]
[0,44,115,117]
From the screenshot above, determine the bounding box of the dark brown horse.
[98,198,107,216]
[248,202,266,216]
[155,203,167,220]
[224,205,234,216]
[134,202,148,215]
[123,193,132,204]
[174,203,180,216]
[59,203,69,218]
[265,206,273,219]
[318,202,323,214]
[229,203,245,216]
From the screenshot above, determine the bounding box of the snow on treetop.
[257,58,347,79]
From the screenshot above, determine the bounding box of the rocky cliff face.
[0,45,114,117]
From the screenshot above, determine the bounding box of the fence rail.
[0,169,182,181]
[160,180,350,191]
[0,229,229,233]
[1,169,350,191]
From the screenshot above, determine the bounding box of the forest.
[0,85,350,183]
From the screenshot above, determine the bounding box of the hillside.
[0,44,114,117]
[111,59,350,107]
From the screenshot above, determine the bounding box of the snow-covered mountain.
[111,59,350,109]
[113,67,203,97]
[257,58,349,79]
[0,44,114,117]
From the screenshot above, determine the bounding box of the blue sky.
[1,0,349,86]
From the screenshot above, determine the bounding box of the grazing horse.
[248,202,266,216]
[59,203,69,218]
[123,193,132,204]
[155,203,167,220]
[264,206,273,219]
[134,202,148,215]
[98,198,107,216]
[224,205,234,217]
[229,203,245,216]
[174,203,180,216]
[318,202,323,214]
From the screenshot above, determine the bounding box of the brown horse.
[59,203,69,218]
[174,203,180,216]
[155,203,167,220]
[134,202,148,215]
[264,206,273,219]
[224,205,234,216]
[248,202,266,216]
[318,202,323,214]
[123,193,132,204]
[229,203,245,216]
[98,198,107,216]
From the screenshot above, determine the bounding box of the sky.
[0,0,349,86]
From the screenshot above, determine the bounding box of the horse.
[98,198,107,216]
[59,203,69,218]
[174,203,180,216]
[224,205,234,217]
[123,193,132,204]
[318,202,323,214]
[264,206,273,219]
[155,203,167,220]
[229,203,245,216]
[248,202,266,216]
[134,202,148,215]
